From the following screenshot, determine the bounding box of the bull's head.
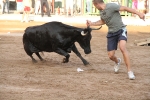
[81,26,102,36]
[76,26,102,54]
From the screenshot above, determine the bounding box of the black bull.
[23,21,102,65]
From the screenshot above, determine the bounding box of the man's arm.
[119,6,145,21]
[86,19,105,26]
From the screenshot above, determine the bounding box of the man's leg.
[45,1,50,16]
[40,0,44,17]
[21,11,25,22]
[119,40,131,71]
[25,11,30,22]
[108,50,118,63]
[119,40,135,79]
[3,2,6,14]
[6,0,9,13]
[107,33,122,73]
[35,1,39,14]
[108,50,121,73]
[38,2,41,14]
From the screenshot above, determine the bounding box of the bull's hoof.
[41,59,46,62]
[32,60,38,63]
[84,62,89,66]
[62,58,68,63]
[84,64,95,70]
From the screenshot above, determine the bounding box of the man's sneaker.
[128,71,135,80]
[114,58,121,73]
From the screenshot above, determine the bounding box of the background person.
[138,0,146,13]
[47,0,51,13]
[21,0,31,22]
[0,0,3,14]
[31,0,35,14]
[35,0,41,15]
[132,0,138,17]
[16,0,23,14]
[40,0,51,17]
[2,0,9,14]
[86,0,145,80]
[66,0,73,16]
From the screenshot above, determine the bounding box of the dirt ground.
[0,20,150,100]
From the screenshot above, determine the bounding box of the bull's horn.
[81,31,87,36]
[91,26,102,30]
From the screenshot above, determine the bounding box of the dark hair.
[92,0,104,3]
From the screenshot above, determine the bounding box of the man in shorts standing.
[21,0,31,22]
[86,0,145,80]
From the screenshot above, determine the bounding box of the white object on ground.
[77,68,84,72]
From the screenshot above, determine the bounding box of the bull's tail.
[23,33,33,56]
[23,33,40,56]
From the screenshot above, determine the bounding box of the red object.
[24,6,30,11]
[17,0,23,2]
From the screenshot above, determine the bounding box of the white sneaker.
[128,71,135,80]
[114,58,121,73]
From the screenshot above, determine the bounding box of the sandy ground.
[0,20,150,100]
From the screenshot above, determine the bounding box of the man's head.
[92,0,105,10]
[92,0,104,3]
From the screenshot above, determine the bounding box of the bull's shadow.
[23,21,102,65]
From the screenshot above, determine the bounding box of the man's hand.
[138,13,145,21]
[86,19,105,26]
[86,20,92,27]
[120,6,145,21]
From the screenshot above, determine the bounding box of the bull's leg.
[55,48,70,63]
[35,52,44,61]
[72,44,89,65]
[30,55,37,63]
[23,37,37,63]
[24,47,37,63]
